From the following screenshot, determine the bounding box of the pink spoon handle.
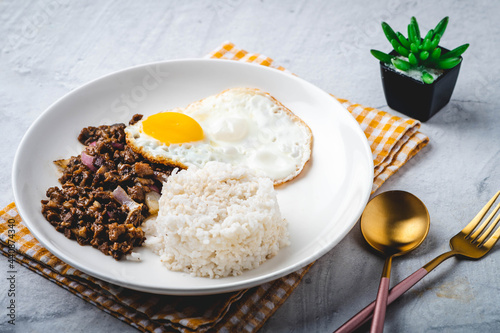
[334,268,428,333]
[370,276,390,333]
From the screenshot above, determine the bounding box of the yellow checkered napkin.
[0,42,428,332]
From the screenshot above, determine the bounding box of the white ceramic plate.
[12,59,373,295]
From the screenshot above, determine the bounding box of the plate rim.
[12,58,374,295]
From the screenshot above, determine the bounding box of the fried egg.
[125,88,313,185]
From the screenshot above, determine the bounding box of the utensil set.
[336,190,500,333]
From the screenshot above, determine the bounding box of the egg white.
[125,88,313,185]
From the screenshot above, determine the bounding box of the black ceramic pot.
[380,49,462,122]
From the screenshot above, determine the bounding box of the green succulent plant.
[371,16,469,84]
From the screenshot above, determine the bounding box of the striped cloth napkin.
[0,42,428,332]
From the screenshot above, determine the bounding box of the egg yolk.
[142,112,204,145]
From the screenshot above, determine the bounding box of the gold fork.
[335,190,500,333]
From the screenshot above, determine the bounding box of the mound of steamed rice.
[143,161,289,278]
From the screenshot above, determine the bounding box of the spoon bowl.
[360,190,430,333]
[361,190,430,256]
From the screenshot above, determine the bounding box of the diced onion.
[145,191,161,215]
[149,184,161,193]
[112,186,140,211]
[112,142,124,150]
[81,152,97,171]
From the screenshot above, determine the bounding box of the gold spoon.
[360,190,430,333]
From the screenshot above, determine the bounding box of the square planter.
[380,49,462,122]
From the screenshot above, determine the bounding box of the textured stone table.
[2,1,500,332]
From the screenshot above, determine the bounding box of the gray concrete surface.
[1,0,500,332]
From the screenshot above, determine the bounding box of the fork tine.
[470,200,500,240]
[462,191,500,236]
[481,215,500,249]
[476,206,500,245]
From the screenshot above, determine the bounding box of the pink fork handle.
[335,268,428,333]
[370,277,390,333]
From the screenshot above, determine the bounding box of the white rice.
[143,161,289,278]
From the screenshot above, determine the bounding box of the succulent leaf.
[420,51,429,60]
[422,38,432,51]
[411,16,421,41]
[410,43,419,53]
[422,71,434,84]
[408,24,419,45]
[408,53,418,65]
[436,57,462,69]
[398,46,410,57]
[440,43,469,60]
[391,58,411,71]
[397,32,411,49]
[431,47,441,60]
[382,22,399,44]
[430,33,441,49]
[424,29,434,41]
[370,49,394,63]
[390,38,403,52]
[433,16,449,38]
